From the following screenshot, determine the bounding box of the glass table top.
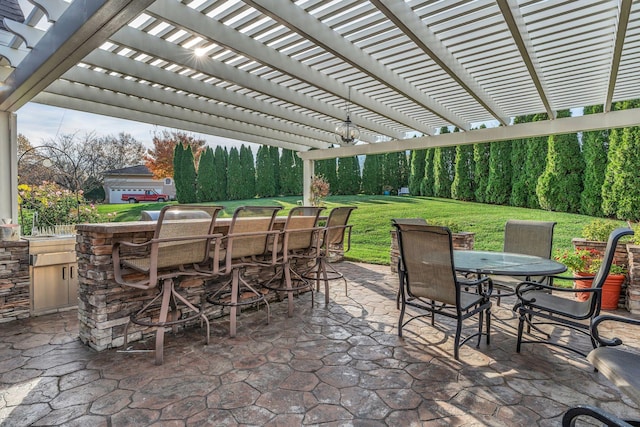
[454,250,567,276]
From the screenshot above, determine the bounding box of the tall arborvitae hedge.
[536,110,583,213]
[398,151,409,189]
[510,115,535,207]
[433,127,455,198]
[227,147,242,200]
[580,105,608,216]
[523,113,549,209]
[315,159,337,191]
[473,142,490,203]
[420,148,435,197]
[239,145,256,199]
[255,145,276,197]
[270,146,280,196]
[362,154,382,194]
[196,146,215,202]
[179,144,197,203]
[212,146,228,201]
[334,156,361,195]
[173,142,184,201]
[280,149,300,196]
[451,144,474,201]
[383,153,401,191]
[602,99,640,220]
[408,149,426,195]
[291,150,303,195]
[485,139,512,205]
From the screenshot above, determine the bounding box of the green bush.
[581,219,620,242]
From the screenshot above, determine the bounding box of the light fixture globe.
[334,115,360,146]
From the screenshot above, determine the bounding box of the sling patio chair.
[263,206,325,317]
[394,222,492,360]
[206,206,282,337]
[562,314,640,426]
[514,227,634,356]
[112,205,223,365]
[391,218,428,309]
[491,220,556,305]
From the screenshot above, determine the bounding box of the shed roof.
[104,165,153,176]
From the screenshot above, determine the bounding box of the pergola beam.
[33,92,313,152]
[497,0,554,118]
[60,67,332,148]
[110,25,403,142]
[242,0,469,131]
[44,79,322,150]
[604,0,633,112]
[0,0,155,111]
[78,49,372,144]
[144,0,412,139]
[370,0,509,126]
[299,108,640,160]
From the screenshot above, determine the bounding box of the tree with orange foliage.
[144,130,206,179]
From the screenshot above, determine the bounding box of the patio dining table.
[454,250,567,279]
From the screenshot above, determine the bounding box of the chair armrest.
[591,315,640,347]
[515,279,601,304]
[458,275,492,297]
[562,405,634,427]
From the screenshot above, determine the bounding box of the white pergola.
[1,0,640,221]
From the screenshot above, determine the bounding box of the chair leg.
[454,318,462,360]
[283,261,294,318]
[230,269,239,338]
[321,260,330,305]
[154,278,173,365]
[477,310,484,348]
[172,288,210,345]
[398,292,406,338]
[516,310,525,353]
[486,307,491,345]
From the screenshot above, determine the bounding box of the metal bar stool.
[112,205,223,365]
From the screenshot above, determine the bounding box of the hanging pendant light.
[335,88,360,146]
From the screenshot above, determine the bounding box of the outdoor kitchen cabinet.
[27,237,78,315]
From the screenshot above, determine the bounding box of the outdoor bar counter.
[75,217,311,351]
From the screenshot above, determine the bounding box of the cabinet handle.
[62,266,66,280]
[70,266,74,279]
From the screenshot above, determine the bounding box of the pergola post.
[302,157,314,206]
[0,112,18,223]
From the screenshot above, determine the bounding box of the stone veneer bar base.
[0,240,29,322]
[76,220,328,351]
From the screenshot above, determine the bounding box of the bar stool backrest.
[226,206,282,259]
[324,206,356,249]
[284,206,324,251]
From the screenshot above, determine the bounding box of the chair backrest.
[504,220,556,258]
[394,223,458,306]
[592,227,634,291]
[391,218,427,227]
[284,206,324,251]
[155,205,223,266]
[325,206,357,247]
[226,206,282,258]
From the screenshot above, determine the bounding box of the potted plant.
[554,248,626,309]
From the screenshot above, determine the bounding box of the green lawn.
[97,195,628,265]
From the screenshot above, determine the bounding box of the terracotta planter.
[573,272,624,309]
[601,274,625,310]
[573,272,593,302]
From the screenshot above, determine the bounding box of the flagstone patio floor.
[1,262,639,426]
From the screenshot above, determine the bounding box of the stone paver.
[0,262,639,425]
